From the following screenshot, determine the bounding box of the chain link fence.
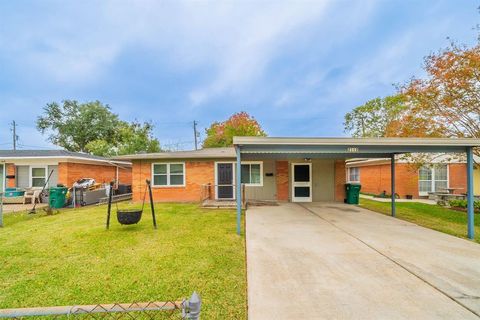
[0,292,201,320]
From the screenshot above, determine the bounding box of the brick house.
[346,156,480,199]
[0,150,132,191]
[116,147,347,203]
[116,137,480,205]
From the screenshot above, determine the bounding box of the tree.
[344,95,406,137]
[37,100,119,152]
[85,121,161,156]
[390,43,480,139]
[37,100,161,156]
[202,112,267,148]
[115,121,161,155]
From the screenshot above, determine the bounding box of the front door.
[217,163,234,199]
[292,163,312,202]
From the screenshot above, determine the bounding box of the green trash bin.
[345,183,361,204]
[49,187,68,208]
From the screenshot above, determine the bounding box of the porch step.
[202,200,244,209]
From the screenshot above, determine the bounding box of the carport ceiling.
[233,137,480,159]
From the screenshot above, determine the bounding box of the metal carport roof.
[233,137,480,158]
[232,136,480,239]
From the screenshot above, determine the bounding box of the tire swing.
[106,179,157,229]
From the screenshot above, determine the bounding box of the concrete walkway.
[360,193,437,205]
[246,202,480,319]
[1,203,47,213]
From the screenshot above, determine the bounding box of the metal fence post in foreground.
[182,292,201,320]
[0,192,3,228]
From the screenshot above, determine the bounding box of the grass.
[359,198,480,243]
[0,203,246,319]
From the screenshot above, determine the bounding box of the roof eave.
[233,137,480,147]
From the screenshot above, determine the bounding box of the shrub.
[448,199,480,211]
[449,199,467,208]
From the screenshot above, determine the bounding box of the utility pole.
[193,120,199,150]
[11,121,18,151]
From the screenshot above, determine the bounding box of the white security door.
[292,163,312,202]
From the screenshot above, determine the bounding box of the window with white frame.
[152,163,185,186]
[31,167,47,187]
[348,167,360,183]
[418,164,448,195]
[241,162,262,186]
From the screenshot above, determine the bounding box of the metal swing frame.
[106,179,157,229]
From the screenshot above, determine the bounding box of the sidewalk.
[1,203,48,213]
[360,194,436,205]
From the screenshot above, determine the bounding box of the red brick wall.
[275,161,289,201]
[334,160,346,202]
[5,162,131,189]
[355,163,422,198]
[118,167,132,185]
[6,163,15,188]
[132,160,215,202]
[356,163,469,198]
[58,162,123,187]
[358,164,390,196]
[449,163,467,194]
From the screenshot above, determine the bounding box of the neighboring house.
[346,156,480,198]
[116,147,347,203]
[0,150,132,191]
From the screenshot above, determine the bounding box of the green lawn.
[0,203,246,319]
[359,198,480,243]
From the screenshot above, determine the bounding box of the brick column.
[334,160,346,202]
[276,161,289,201]
[6,163,15,188]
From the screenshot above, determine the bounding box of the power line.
[17,143,58,150]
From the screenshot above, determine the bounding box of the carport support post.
[391,154,396,217]
[466,147,474,239]
[236,146,242,235]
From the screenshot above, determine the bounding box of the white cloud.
[0,0,476,146]
[0,1,336,91]
[186,2,333,106]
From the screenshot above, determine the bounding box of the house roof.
[346,154,480,167]
[233,137,480,159]
[115,147,236,160]
[108,137,480,161]
[233,136,480,147]
[0,150,131,166]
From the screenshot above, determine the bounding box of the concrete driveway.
[246,202,480,319]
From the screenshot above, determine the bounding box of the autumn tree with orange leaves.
[203,112,267,148]
[345,43,480,146]
[389,43,480,139]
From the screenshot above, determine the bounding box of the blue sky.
[0,1,478,151]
